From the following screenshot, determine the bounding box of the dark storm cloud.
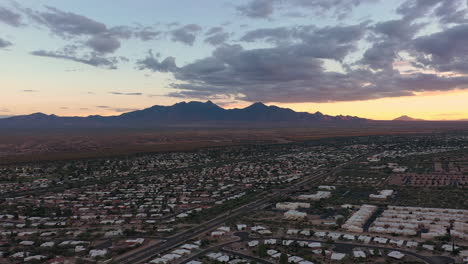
[0,37,12,48]
[412,24,468,74]
[137,50,178,72]
[0,6,22,27]
[31,50,119,69]
[170,24,202,46]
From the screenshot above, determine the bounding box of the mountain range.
[0,101,368,129]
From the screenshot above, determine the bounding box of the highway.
[117,153,369,264]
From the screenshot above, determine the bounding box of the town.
[0,133,467,264]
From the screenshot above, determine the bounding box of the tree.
[279,253,288,264]
[257,244,268,258]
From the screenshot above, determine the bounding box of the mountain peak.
[247,102,268,109]
[394,115,425,121]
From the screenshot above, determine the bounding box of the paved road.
[116,153,370,264]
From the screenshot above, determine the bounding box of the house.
[186,261,202,264]
[342,234,355,241]
[330,253,346,261]
[422,244,435,251]
[211,231,225,237]
[218,226,230,232]
[89,249,108,258]
[369,190,394,200]
[172,249,190,255]
[276,202,310,210]
[353,250,366,258]
[373,237,388,244]
[308,242,321,249]
[264,239,277,245]
[406,241,418,248]
[19,241,35,246]
[40,241,55,247]
[387,251,405,260]
[181,243,199,250]
[442,244,459,252]
[236,224,247,230]
[288,256,304,263]
[24,255,47,262]
[248,240,259,247]
[298,191,331,201]
[284,210,307,220]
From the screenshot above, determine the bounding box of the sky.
[1,0,468,120]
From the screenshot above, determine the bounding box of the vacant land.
[1,121,468,164]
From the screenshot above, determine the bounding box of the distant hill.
[393,115,425,121]
[0,101,368,129]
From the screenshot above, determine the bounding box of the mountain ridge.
[0,101,368,129]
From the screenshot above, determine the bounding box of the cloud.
[31,50,119,69]
[25,6,107,37]
[237,0,275,19]
[0,107,10,113]
[154,39,468,103]
[237,0,375,19]
[412,24,468,73]
[95,106,138,113]
[85,34,121,54]
[0,37,12,48]
[20,5,161,56]
[109,92,143,96]
[170,24,202,45]
[137,50,177,72]
[0,6,22,27]
[240,24,367,60]
[240,27,297,44]
[206,27,224,35]
[205,33,230,46]
[396,0,467,24]
[21,89,39,92]
[434,0,468,24]
[204,27,230,46]
[134,28,161,41]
